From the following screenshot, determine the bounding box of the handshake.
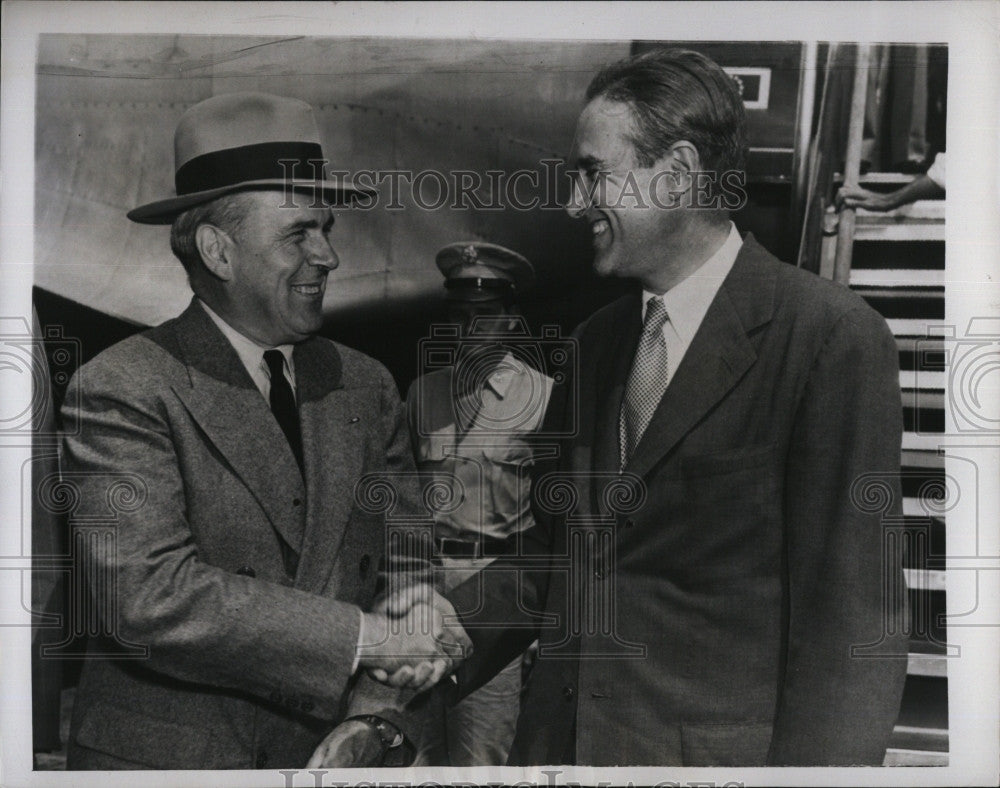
[355,583,473,694]
[306,585,472,769]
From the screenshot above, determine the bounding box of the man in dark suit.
[61,92,464,770]
[371,48,909,767]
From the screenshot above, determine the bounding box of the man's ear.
[651,141,701,208]
[667,140,700,175]
[195,224,235,281]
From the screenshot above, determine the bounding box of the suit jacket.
[449,234,909,766]
[62,299,421,770]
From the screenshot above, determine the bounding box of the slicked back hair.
[586,48,748,179]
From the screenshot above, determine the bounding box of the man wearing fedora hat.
[400,241,552,766]
[60,92,469,770]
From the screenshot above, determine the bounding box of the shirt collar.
[643,222,743,345]
[198,299,295,381]
[482,351,521,400]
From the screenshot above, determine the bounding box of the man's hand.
[835,185,897,212]
[306,719,390,768]
[356,585,472,693]
[358,584,472,692]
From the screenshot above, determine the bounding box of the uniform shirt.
[643,221,743,387]
[407,350,553,543]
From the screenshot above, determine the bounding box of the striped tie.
[619,296,669,468]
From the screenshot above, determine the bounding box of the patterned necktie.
[263,349,304,473]
[620,296,669,468]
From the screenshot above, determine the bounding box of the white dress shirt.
[642,222,743,386]
[198,299,296,401]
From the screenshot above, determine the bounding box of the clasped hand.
[356,583,472,693]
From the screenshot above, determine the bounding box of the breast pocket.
[481,440,536,525]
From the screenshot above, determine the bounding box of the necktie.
[263,349,304,473]
[620,296,669,468]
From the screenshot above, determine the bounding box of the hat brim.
[127,178,377,225]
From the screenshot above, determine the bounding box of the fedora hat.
[127,92,375,224]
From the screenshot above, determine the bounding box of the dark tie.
[619,296,669,468]
[263,349,304,473]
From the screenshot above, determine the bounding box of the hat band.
[174,141,326,196]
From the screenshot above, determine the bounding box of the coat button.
[563,685,575,700]
[301,698,314,713]
[236,565,256,578]
[292,498,302,507]
[268,689,282,704]
[255,750,269,768]
[359,554,371,574]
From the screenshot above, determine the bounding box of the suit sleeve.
[62,362,362,721]
[768,306,909,765]
[341,369,428,744]
[446,364,572,697]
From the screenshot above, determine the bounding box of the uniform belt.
[435,535,508,558]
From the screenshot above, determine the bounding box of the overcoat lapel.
[169,300,306,553]
[622,234,777,479]
[293,337,368,592]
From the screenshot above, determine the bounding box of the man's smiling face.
[565,96,682,285]
[223,191,340,345]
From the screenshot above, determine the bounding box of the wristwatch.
[346,715,404,750]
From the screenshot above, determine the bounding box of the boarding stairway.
[831,175,948,765]
[801,43,950,767]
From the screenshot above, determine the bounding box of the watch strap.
[346,714,404,750]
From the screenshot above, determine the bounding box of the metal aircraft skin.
[35,35,630,332]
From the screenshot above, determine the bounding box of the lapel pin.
[348,416,360,423]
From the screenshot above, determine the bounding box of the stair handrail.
[832,44,872,285]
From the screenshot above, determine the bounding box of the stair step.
[896,336,945,354]
[854,222,945,241]
[903,432,945,451]
[835,172,920,185]
[901,449,944,470]
[888,319,951,337]
[907,653,948,677]
[889,724,949,753]
[859,289,943,320]
[884,749,949,766]
[899,369,945,390]
[904,567,946,591]
[851,269,944,287]
[901,388,945,410]
[856,200,945,222]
